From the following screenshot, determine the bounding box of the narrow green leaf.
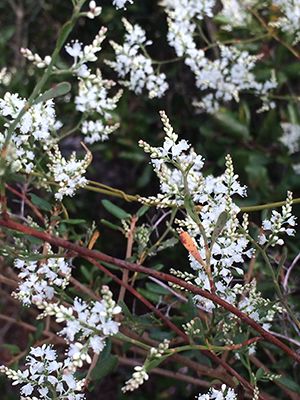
[136,205,149,218]
[24,235,44,245]
[276,377,300,393]
[34,321,45,340]
[80,265,93,282]
[211,211,229,245]
[89,355,118,390]
[32,82,71,105]
[119,300,135,322]
[30,193,52,212]
[59,219,86,224]
[213,110,250,140]
[137,287,160,303]
[213,14,231,25]
[56,20,73,50]
[135,263,164,279]
[101,219,123,231]
[100,338,112,360]
[102,199,131,220]
[3,344,21,356]
[158,237,178,250]
[146,354,170,371]
[145,282,170,295]
[276,250,287,279]
[184,193,201,225]
[255,367,265,380]
[187,295,198,320]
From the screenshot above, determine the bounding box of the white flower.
[112,0,133,9]
[87,1,102,19]
[65,41,83,60]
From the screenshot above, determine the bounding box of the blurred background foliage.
[1,0,300,207]
[1,1,300,399]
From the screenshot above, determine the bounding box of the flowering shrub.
[1,1,300,400]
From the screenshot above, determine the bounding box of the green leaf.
[56,20,73,50]
[32,82,71,105]
[213,14,231,25]
[145,282,170,295]
[101,219,123,231]
[187,295,198,321]
[276,377,300,393]
[80,265,93,282]
[34,321,45,340]
[89,355,118,390]
[59,219,86,224]
[30,193,52,212]
[276,250,287,279]
[100,260,121,271]
[211,211,229,245]
[3,344,20,356]
[255,367,265,380]
[213,110,250,140]
[136,205,149,218]
[158,237,178,250]
[119,300,136,322]
[245,164,269,196]
[184,193,201,226]
[137,287,160,303]
[146,354,170,371]
[132,263,165,280]
[101,199,131,220]
[24,235,44,245]
[148,331,173,342]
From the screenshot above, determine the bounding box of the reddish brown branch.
[86,256,266,399]
[0,217,298,364]
[5,184,45,225]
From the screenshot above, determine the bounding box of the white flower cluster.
[139,110,204,207]
[65,29,122,144]
[259,191,296,246]
[192,46,277,113]
[35,285,121,355]
[20,48,52,69]
[183,318,202,337]
[149,339,170,358]
[198,384,237,400]
[140,112,252,303]
[161,1,277,112]
[121,365,149,392]
[75,69,122,144]
[65,27,107,78]
[106,18,169,98]
[47,144,90,200]
[270,0,300,39]
[0,344,86,400]
[280,122,300,155]
[219,279,284,342]
[12,247,71,305]
[21,26,121,145]
[217,0,254,31]
[20,47,51,68]
[161,0,214,57]
[0,92,61,173]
